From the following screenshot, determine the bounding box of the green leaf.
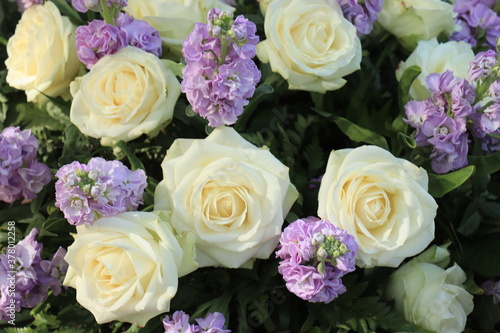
[49,0,84,25]
[115,141,146,171]
[58,125,81,165]
[469,150,500,175]
[458,200,482,236]
[461,234,500,276]
[427,165,475,198]
[480,201,500,220]
[398,65,421,107]
[331,116,389,150]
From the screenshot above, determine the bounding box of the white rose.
[377,0,456,50]
[256,0,362,93]
[124,0,234,59]
[258,0,273,16]
[317,145,438,268]
[387,262,474,333]
[154,126,299,268]
[70,47,180,147]
[5,2,82,104]
[396,38,475,100]
[63,211,196,326]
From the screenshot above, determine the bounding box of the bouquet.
[1,0,500,332]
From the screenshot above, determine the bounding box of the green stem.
[0,36,8,47]
[99,0,115,25]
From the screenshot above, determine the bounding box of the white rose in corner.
[256,0,361,93]
[317,145,438,268]
[5,2,82,104]
[124,0,234,59]
[70,46,180,147]
[377,0,455,50]
[387,262,474,333]
[154,126,299,269]
[63,211,197,326]
[396,38,475,101]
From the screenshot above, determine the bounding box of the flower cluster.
[337,0,383,37]
[404,70,476,174]
[54,157,147,226]
[276,217,357,303]
[163,311,230,333]
[468,50,500,153]
[0,229,67,321]
[75,5,161,69]
[0,127,51,204]
[450,0,500,49]
[181,8,261,127]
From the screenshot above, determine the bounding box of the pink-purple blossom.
[0,229,67,321]
[483,280,500,304]
[276,217,357,304]
[72,0,127,13]
[0,127,51,204]
[181,9,261,127]
[118,14,163,58]
[338,0,383,37]
[163,311,231,333]
[54,157,147,226]
[469,50,498,82]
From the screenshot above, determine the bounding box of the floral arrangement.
[1,0,500,332]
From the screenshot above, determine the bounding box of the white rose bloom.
[387,262,474,333]
[63,212,196,326]
[5,2,82,104]
[154,126,299,269]
[70,47,180,147]
[317,145,438,268]
[377,0,456,50]
[256,0,362,93]
[124,0,234,58]
[396,38,475,100]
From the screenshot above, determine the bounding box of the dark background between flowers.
[0,0,500,332]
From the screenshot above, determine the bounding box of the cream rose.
[63,211,197,326]
[396,38,475,100]
[5,2,82,104]
[124,0,234,59]
[70,46,180,147]
[154,126,299,268]
[317,145,438,268]
[256,0,362,93]
[387,261,474,333]
[377,0,456,50]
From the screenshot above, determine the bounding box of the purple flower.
[489,80,500,101]
[119,16,162,58]
[163,311,231,333]
[181,9,261,127]
[483,280,500,304]
[469,50,498,81]
[276,217,357,303]
[338,0,383,37]
[0,127,51,204]
[0,229,67,320]
[12,0,43,12]
[72,0,101,13]
[75,20,127,69]
[196,312,231,333]
[54,157,147,226]
[430,132,469,174]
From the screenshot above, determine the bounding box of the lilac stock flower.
[0,127,51,204]
[338,0,383,37]
[118,15,163,58]
[72,0,126,13]
[451,0,500,49]
[11,0,43,12]
[483,280,500,304]
[163,311,231,333]
[276,217,357,303]
[75,20,127,69]
[181,9,261,127]
[54,157,147,226]
[469,50,498,81]
[0,229,68,321]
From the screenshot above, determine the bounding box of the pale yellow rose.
[387,260,474,333]
[256,0,362,93]
[5,2,82,104]
[396,38,475,100]
[377,0,456,50]
[63,211,197,326]
[317,145,438,268]
[70,47,180,147]
[154,126,299,269]
[124,0,234,59]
